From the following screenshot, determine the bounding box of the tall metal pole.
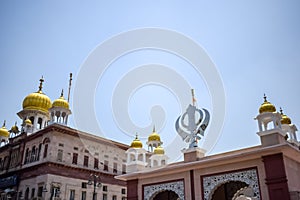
[93,177,96,200]
[88,174,100,200]
[67,73,72,103]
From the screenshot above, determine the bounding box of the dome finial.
[153,125,156,133]
[38,76,44,92]
[280,107,283,114]
[60,89,64,97]
[263,93,267,102]
[2,120,6,127]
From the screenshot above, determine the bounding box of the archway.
[153,190,179,200]
[211,181,248,200]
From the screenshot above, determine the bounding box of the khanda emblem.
[175,90,210,148]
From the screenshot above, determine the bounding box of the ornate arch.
[144,180,185,200]
[202,168,260,200]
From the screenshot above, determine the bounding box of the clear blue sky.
[1,1,300,159]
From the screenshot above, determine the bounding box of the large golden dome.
[154,146,165,155]
[131,134,143,148]
[22,77,52,113]
[52,90,69,109]
[259,95,276,114]
[280,108,291,125]
[0,121,9,138]
[148,126,161,142]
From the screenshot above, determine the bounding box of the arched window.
[43,138,50,158]
[24,148,29,164]
[37,143,42,161]
[43,144,48,158]
[38,118,43,129]
[31,146,36,162]
[29,116,34,125]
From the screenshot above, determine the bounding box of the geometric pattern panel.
[144,180,185,200]
[202,168,261,200]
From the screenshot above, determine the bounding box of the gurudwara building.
[0,77,131,200]
[0,75,300,200]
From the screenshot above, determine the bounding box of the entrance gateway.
[144,180,184,200]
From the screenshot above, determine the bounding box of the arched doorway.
[211,181,248,200]
[153,190,179,200]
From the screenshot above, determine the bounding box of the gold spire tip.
[38,76,44,92]
[263,94,267,102]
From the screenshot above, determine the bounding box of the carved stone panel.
[202,168,261,200]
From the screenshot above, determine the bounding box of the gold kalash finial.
[263,93,267,102]
[38,76,44,92]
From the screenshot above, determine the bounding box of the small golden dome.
[280,108,291,125]
[52,90,69,109]
[0,121,10,138]
[10,122,20,134]
[154,146,165,155]
[148,126,161,142]
[22,77,52,113]
[25,118,32,125]
[130,134,143,148]
[259,94,276,114]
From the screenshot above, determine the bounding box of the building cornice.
[116,142,300,181]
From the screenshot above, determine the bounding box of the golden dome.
[52,90,69,109]
[280,108,291,125]
[148,126,161,142]
[130,134,143,148]
[259,94,276,114]
[25,118,32,125]
[0,121,10,138]
[22,77,52,113]
[10,122,20,134]
[154,146,165,155]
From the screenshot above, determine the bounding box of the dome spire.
[263,93,267,102]
[2,120,6,127]
[38,76,44,92]
[60,89,64,97]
